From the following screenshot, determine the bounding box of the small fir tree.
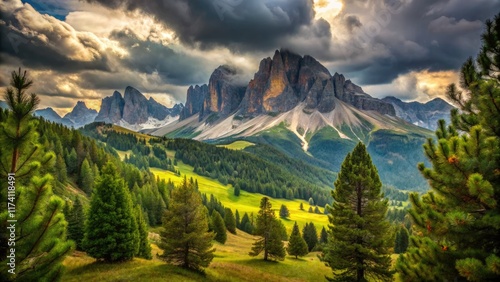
[135,205,152,260]
[394,225,409,254]
[224,208,237,234]
[279,204,290,218]
[302,222,318,252]
[249,197,286,261]
[211,210,227,244]
[84,162,138,262]
[67,197,85,251]
[287,222,309,259]
[158,177,215,271]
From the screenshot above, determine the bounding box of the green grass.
[150,152,329,233]
[217,141,255,150]
[63,231,331,282]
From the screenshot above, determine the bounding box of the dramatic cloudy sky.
[0,0,498,115]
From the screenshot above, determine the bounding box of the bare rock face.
[201,65,246,119]
[180,84,208,120]
[122,86,149,124]
[238,49,395,116]
[95,91,125,124]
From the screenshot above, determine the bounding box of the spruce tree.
[302,222,318,252]
[287,222,309,259]
[0,68,73,281]
[249,197,286,261]
[319,226,328,245]
[135,205,152,260]
[322,143,392,282]
[78,158,94,194]
[224,208,237,234]
[211,210,227,244]
[83,161,138,262]
[158,177,215,271]
[279,204,290,218]
[394,225,409,254]
[396,14,500,281]
[67,197,85,251]
[235,209,240,229]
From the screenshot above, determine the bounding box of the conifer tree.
[302,222,318,252]
[83,162,138,262]
[67,197,85,251]
[319,226,328,245]
[287,222,309,259]
[135,205,152,260]
[78,158,94,194]
[396,14,500,281]
[235,209,240,229]
[240,212,254,234]
[224,208,237,234]
[158,177,215,271]
[279,204,290,218]
[394,226,409,254]
[249,197,286,261]
[211,210,227,244]
[322,143,392,282]
[0,68,73,281]
[300,203,304,210]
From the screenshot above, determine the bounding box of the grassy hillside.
[150,158,329,233]
[217,140,255,150]
[63,230,331,282]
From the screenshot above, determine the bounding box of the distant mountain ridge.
[382,96,454,130]
[95,86,183,130]
[63,101,98,128]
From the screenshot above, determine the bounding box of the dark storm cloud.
[85,0,317,51]
[109,29,214,85]
[332,0,500,85]
[0,2,111,73]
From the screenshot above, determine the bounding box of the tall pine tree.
[322,143,392,282]
[249,197,286,261]
[0,68,73,281]
[396,14,500,281]
[287,222,309,259]
[83,162,138,262]
[158,177,215,271]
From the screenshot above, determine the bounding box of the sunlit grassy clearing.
[150,160,330,233]
[216,140,255,150]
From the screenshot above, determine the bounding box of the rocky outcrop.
[180,84,208,120]
[34,107,73,127]
[238,49,395,116]
[382,96,453,130]
[123,86,150,124]
[201,65,247,119]
[63,101,98,128]
[95,91,125,124]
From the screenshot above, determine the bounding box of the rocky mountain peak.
[238,49,395,116]
[64,101,98,128]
